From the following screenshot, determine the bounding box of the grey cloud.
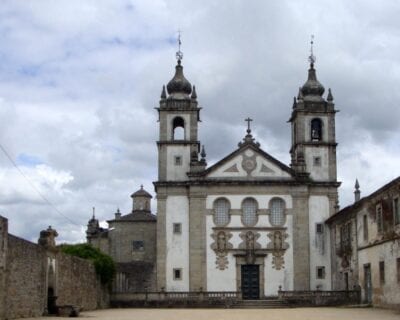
[0,0,399,242]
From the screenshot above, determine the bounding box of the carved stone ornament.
[272,251,285,270]
[239,231,261,250]
[241,154,257,175]
[224,164,239,173]
[211,230,233,270]
[238,231,262,264]
[267,230,289,270]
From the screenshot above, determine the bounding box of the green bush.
[60,243,116,285]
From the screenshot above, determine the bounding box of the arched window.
[311,118,323,141]
[242,198,258,226]
[172,117,185,140]
[269,198,285,226]
[213,198,230,226]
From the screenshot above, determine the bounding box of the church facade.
[154,54,340,298]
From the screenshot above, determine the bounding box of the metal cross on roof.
[308,34,316,66]
[176,30,183,63]
[245,117,253,133]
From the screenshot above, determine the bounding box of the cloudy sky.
[0,0,399,243]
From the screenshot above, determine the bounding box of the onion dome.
[166,60,192,98]
[301,63,325,99]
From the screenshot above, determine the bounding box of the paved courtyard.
[19,307,400,320]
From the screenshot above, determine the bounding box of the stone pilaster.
[292,193,310,290]
[188,187,207,291]
[156,194,167,290]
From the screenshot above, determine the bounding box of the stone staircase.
[230,298,290,309]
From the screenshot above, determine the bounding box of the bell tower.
[156,38,202,181]
[289,39,338,182]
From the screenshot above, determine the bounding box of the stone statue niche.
[267,230,289,270]
[238,231,261,264]
[211,230,233,270]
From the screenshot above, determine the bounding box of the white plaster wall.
[207,149,291,179]
[309,195,332,290]
[207,155,247,178]
[264,214,294,296]
[206,194,294,295]
[206,214,237,291]
[357,207,381,246]
[357,207,373,247]
[166,146,190,181]
[166,196,189,291]
[358,240,400,306]
[166,114,190,140]
[254,155,292,178]
[305,147,329,181]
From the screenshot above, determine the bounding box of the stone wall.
[5,235,47,319]
[108,221,156,264]
[56,252,109,310]
[113,261,157,292]
[0,216,109,320]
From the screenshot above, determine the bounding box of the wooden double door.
[241,264,260,300]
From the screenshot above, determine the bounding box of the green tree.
[60,243,116,285]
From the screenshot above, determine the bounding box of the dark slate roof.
[131,188,152,198]
[108,210,156,223]
[166,61,192,96]
[326,176,400,224]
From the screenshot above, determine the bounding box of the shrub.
[60,243,116,285]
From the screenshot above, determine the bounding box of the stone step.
[230,299,290,309]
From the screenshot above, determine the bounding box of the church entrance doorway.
[241,264,259,300]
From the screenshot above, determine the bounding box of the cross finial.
[245,117,253,134]
[140,184,143,190]
[176,30,183,63]
[308,34,316,66]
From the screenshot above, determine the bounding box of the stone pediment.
[205,145,293,179]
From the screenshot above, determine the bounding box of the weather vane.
[176,30,183,63]
[308,34,316,66]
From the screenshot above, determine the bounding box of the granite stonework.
[87,187,158,293]
[0,216,109,320]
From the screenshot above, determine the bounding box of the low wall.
[278,290,361,306]
[111,291,241,308]
[0,216,109,320]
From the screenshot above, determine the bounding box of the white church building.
[154,49,339,299]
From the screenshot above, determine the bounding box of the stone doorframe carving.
[234,253,266,299]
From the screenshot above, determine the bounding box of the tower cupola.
[301,63,325,100]
[289,36,338,183]
[156,33,202,181]
[166,60,192,98]
[131,185,152,212]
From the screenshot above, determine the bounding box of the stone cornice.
[157,140,200,146]
[212,226,286,232]
[154,179,340,188]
